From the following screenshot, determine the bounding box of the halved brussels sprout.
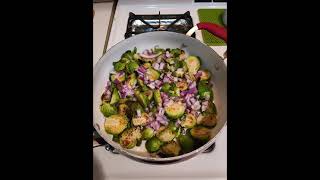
[161,83,171,92]
[197,113,217,127]
[113,61,126,72]
[118,104,128,115]
[145,137,162,153]
[143,90,153,101]
[127,73,137,89]
[154,89,162,107]
[120,127,142,149]
[206,101,217,115]
[198,80,213,100]
[146,68,160,81]
[126,61,139,74]
[104,114,128,135]
[132,112,149,126]
[142,127,154,140]
[185,56,200,75]
[100,102,117,117]
[190,126,211,141]
[125,101,144,119]
[157,128,176,142]
[110,73,126,83]
[161,141,181,156]
[199,70,211,81]
[164,101,186,119]
[134,90,149,108]
[178,134,194,153]
[110,89,120,105]
[181,114,197,128]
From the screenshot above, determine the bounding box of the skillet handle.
[186,22,227,43]
[186,22,227,60]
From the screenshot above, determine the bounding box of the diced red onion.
[159,62,165,70]
[153,62,160,70]
[148,120,160,131]
[175,120,181,126]
[142,49,148,55]
[139,52,162,59]
[158,107,165,116]
[189,81,197,89]
[137,66,147,73]
[173,77,178,82]
[165,51,171,58]
[147,82,156,89]
[156,55,162,63]
[195,71,202,79]
[155,80,163,89]
[191,100,201,111]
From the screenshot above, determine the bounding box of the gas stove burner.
[125,11,196,39]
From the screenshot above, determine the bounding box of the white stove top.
[94,1,227,179]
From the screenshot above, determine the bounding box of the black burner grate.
[125,11,196,39]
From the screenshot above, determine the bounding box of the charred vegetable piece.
[134,90,149,108]
[154,89,162,107]
[161,141,181,156]
[197,113,217,127]
[104,114,128,135]
[142,127,155,140]
[164,101,186,119]
[118,104,128,115]
[110,89,120,105]
[181,114,197,128]
[132,112,148,126]
[145,137,162,153]
[157,128,176,142]
[178,134,194,153]
[190,126,211,141]
[120,127,142,149]
[185,56,200,75]
[198,80,213,100]
[206,102,217,115]
[100,102,117,117]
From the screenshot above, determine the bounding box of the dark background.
[0,0,318,179]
